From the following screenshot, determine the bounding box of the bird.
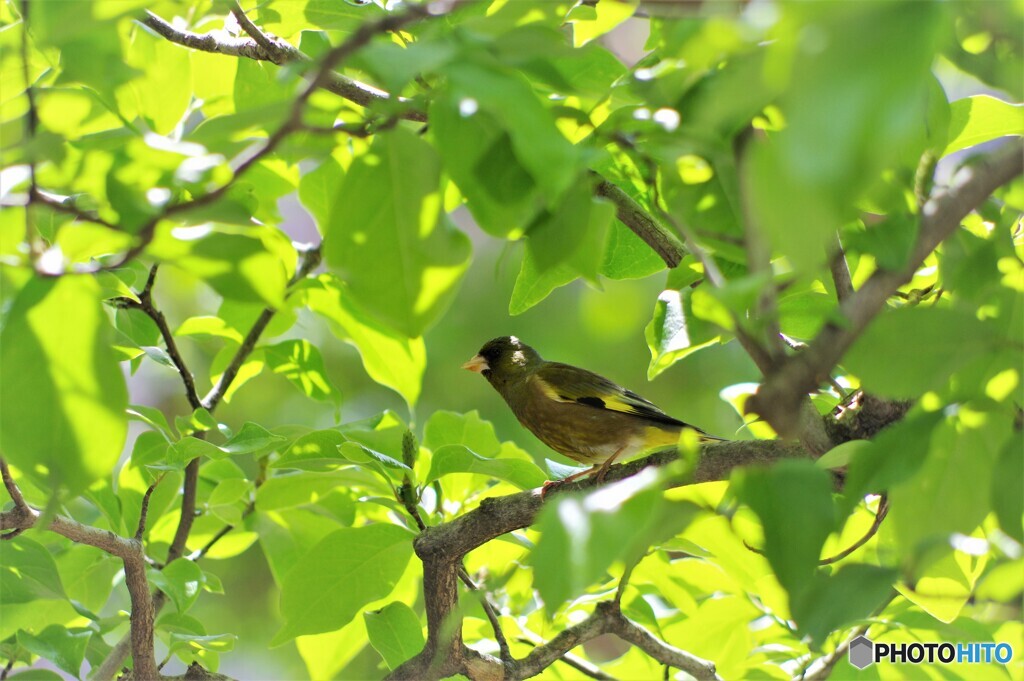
[462,336,723,491]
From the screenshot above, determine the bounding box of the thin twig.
[202,244,320,411]
[819,495,888,566]
[828,232,855,303]
[18,0,45,270]
[141,10,426,121]
[1,458,28,511]
[28,189,119,230]
[514,637,617,681]
[229,1,278,55]
[123,265,203,410]
[458,567,513,669]
[614,556,640,608]
[592,175,686,268]
[134,473,167,542]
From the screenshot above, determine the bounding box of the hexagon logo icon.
[849,635,874,670]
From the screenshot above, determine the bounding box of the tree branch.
[228,2,277,56]
[748,141,1024,436]
[592,175,687,268]
[123,265,203,410]
[388,439,806,680]
[828,232,854,303]
[605,606,719,681]
[96,245,321,679]
[140,10,426,122]
[0,458,159,679]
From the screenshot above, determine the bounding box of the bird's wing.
[533,362,689,428]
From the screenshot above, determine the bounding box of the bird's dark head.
[462,336,542,387]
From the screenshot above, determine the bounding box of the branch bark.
[748,141,1023,436]
[140,11,426,122]
[0,458,159,679]
[388,438,806,680]
[593,176,686,267]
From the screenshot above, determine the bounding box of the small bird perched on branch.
[463,336,723,491]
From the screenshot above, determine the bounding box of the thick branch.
[389,439,806,680]
[749,141,1024,436]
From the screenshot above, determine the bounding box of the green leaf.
[730,460,836,598]
[363,602,424,670]
[567,0,636,47]
[430,98,542,238]
[840,410,943,519]
[301,274,426,407]
[124,21,191,134]
[992,431,1023,543]
[127,404,175,441]
[323,128,471,337]
[256,471,362,513]
[509,190,614,315]
[17,626,90,678]
[167,632,237,657]
[897,549,987,623]
[440,60,580,202]
[264,339,341,405]
[175,316,244,344]
[297,157,341,234]
[747,2,947,271]
[844,307,999,398]
[944,95,1024,156]
[207,478,251,508]
[645,287,721,380]
[149,560,204,613]
[147,224,291,309]
[425,445,546,490]
[271,429,348,471]
[423,410,501,458]
[0,276,128,491]
[601,220,667,281]
[273,525,415,643]
[222,422,288,455]
[131,430,170,468]
[791,564,897,645]
[531,468,699,609]
[233,57,294,113]
[256,507,346,585]
[175,408,216,438]
[888,411,1010,570]
[1,537,67,604]
[168,437,225,468]
[815,440,870,470]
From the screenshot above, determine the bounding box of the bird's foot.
[539,479,564,500]
[540,465,599,499]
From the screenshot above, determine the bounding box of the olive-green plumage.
[463,336,722,479]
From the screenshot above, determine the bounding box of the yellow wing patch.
[535,375,662,418]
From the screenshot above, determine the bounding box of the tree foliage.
[1,0,1022,679]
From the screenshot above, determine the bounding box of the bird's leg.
[593,447,626,484]
[540,463,600,499]
[540,448,627,499]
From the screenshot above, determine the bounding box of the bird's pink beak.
[462,354,488,373]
